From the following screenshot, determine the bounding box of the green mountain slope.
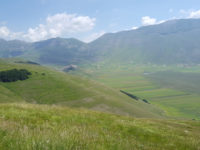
[29,37,90,65]
[88,19,200,65]
[0,38,90,66]
[0,59,164,118]
[0,103,199,150]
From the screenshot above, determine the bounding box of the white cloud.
[142,16,157,26]
[132,26,138,30]
[0,26,24,40]
[0,13,96,42]
[24,13,96,41]
[83,31,105,43]
[189,10,200,18]
[179,9,200,18]
[0,26,10,37]
[141,16,166,26]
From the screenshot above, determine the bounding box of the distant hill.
[0,39,32,57]
[0,38,89,66]
[30,37,90,65]
[1,19,200,65]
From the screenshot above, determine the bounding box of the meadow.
[0,59,164,118]
[0,103,200,150]
[78,64,200,120]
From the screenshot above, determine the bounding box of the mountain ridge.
[1,18,200,65]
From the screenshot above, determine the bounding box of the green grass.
[0,103,200,150]
[0,59,164,118]
[76,64,200,120]
[147,71,200,94]
[151,95,200,119]
[131,88,187,99]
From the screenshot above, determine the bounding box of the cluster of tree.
[120,90,150,104]
[120,90,139,100]
[0,69,31,82]
[142,99,150,104]
[15,61,40,65]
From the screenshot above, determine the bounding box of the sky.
[0,0,200,42]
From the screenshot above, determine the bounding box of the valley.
[76,64,200,120]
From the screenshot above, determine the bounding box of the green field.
[0,59,164,118]
[78,64,200,120]
[0,103,200,150]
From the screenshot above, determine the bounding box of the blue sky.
[0,0,200,42]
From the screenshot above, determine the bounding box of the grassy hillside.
[0,59,164,118]
[0,103,199,150]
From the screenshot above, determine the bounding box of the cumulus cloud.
[0,26,10,37]
[24,13,96,41]
[0,13,96,42]
[0,26,24,40]
[189,10,200,18]
[141,16,166,26]
[142,16,157,26]
[179,9,200,18]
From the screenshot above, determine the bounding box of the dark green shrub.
[120,90,139,100]
[0,69,31,82]
[142,99,150,104]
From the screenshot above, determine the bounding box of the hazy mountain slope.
[0,39,32,57]
[0,59,164,118]
[88,18,200,64]
[30,37,90,65]
[0,37,90,66]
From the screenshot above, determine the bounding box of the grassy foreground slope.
[0,103,199,150]
[0,60,163,118]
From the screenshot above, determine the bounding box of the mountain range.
[1,18,200,66]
